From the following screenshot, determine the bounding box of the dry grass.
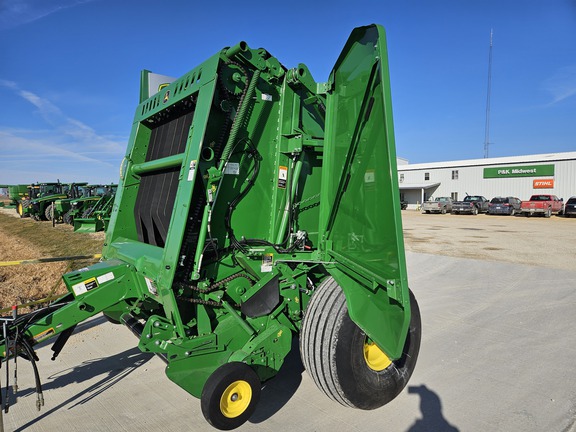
[0,209,104,312]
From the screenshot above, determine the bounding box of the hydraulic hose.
[20,339,43,411]
[0,368,4,432]
[3,323,8,414]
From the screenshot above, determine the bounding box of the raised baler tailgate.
[321,24,409,359]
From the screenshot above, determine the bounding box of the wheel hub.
[220,380,252,418]
[364,340,392,371]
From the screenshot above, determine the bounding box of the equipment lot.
[402,210,575,271]
[3,211,576,431]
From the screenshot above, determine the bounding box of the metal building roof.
[398,151,576,171]
[399,182,441,190]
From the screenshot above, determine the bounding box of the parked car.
[451,195,490,215]
[487,196,522,216]
[520,194,564,217]
[421,197,453,214]
[563,196,576,217]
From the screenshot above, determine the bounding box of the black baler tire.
[201,362,261,431]
[300,277,421,410]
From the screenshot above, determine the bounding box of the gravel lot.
[402,210,575,271]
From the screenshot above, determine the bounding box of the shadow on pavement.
[12,347,153,432]
[250,339,304,424]
[27,314,110,353]
[407,384,459,432]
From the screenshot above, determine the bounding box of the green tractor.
[17,182,62,218]
[0,25,420,430]
[52,184,114,225]
[50,183,89,224]
[73,184,117,232]
[43,182,88,222]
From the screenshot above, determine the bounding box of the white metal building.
[397,151,576,209]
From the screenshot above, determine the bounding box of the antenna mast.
[484,29,493,158]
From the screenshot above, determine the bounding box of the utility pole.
[484,29,493,159]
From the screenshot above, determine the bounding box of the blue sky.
[1,0,575,184]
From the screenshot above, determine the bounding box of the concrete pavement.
[3,252,576,431]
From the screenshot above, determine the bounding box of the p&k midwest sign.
[483,164,554,179]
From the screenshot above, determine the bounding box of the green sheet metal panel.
[321,24,410,359]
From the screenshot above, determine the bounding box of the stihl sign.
[533,179,554,189]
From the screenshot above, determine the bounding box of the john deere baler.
[0,24,421,431]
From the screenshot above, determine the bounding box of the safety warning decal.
[261,253,274,273]
[188,160,197,181]
[364,169,375,183]
[72,277,99,296]
[278,166,288,189]
[97,272,115,284]
[224,162,240,175]
[145,277,158,296]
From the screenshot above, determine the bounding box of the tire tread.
[300,277,351,406]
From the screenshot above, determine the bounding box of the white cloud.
[1,80,125,151]
[0,129,117,164]
[543,65,576,105]
[0,81,126,184]
[0,0,98,31]
[0,79,17,89]
[4,84,123,152]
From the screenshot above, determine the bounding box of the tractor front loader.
[53,184,115,226]
[0,24,421,430]
[73,184,117,232]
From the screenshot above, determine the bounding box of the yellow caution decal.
[72,277,99,296]
[33,328,55,344]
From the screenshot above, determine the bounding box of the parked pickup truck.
[422,197,453,214]
[451,195,489,215]
[520,194,564,217]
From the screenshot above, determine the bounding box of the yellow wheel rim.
[364,340,392,371]
[220,380,252,418]
[17,203,23,215]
